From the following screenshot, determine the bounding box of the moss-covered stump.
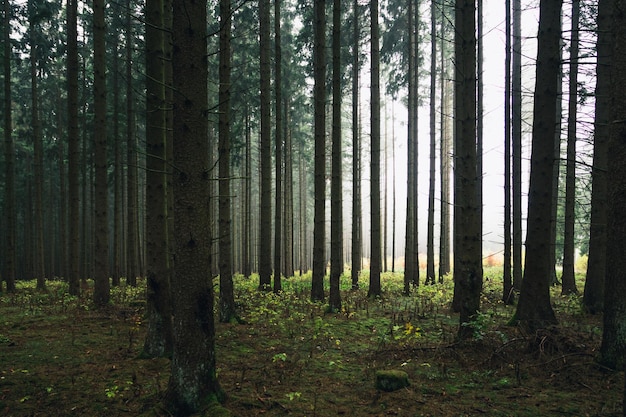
[375,370,410,392]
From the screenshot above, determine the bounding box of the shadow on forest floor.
[0,270,622,416]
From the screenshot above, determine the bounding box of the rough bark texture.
[454,0,483,340]
[600,0,626,371]
[311,0,326,302]
[330,0,343,311]
[514,0,561,332]
[167,0,222,412]
[584,0,611,313]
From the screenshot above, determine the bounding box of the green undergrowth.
[0,269,622,416]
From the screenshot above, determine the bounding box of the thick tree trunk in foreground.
[584,0,612,314]
[167,0,223,413]
[600,0,626,372]
[454,0,483,340]
[513,0,561,332]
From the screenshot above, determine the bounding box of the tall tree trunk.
[126,0,139,287]
[93,0,110,305]
[583,0,611,313]
[218,0,237,322]
[144,0,173,356]
[311,0,327,302]
[283,102,294,277]
[561,0,580,295]
[476,0,483,264]
[273,0,283,292]
[112,31,122,287]
[454,0,482,340]
[368,0,382,298]
[330,0,343,311]
[67,0,80,295]
[439,5,451,282]
[600,0,626,371]
[258,0,272,291]
[167,0,223,412]
[549,28,563,287]
[29,1,46,290]
[299,138,308,276]
[426,0,436,285]
[57,103,68,281]
[404,0,419,294]
[351,0,362,289]
[513,0,562,331]
[243,109,252,278]
[3,0,16,293]
[503,0,513,304]
[512,0,523,291]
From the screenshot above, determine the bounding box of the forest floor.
[0,269,622,416]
